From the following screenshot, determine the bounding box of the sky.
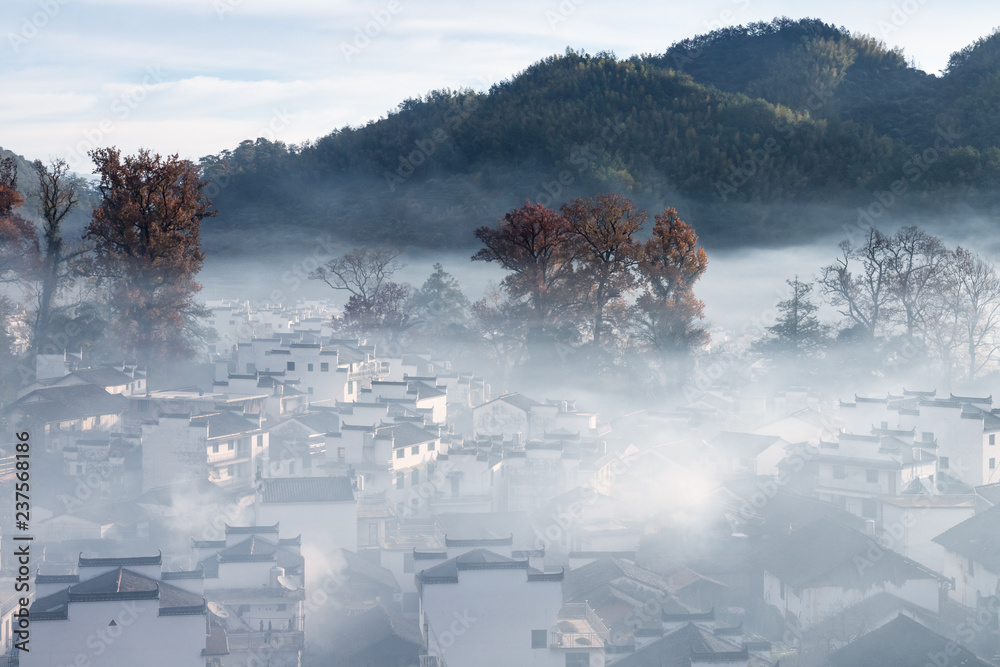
[3,0,998,172]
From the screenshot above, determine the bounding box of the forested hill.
[198,18,1000,255]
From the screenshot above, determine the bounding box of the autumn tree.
[0,157,38,285]
[472,202,581,355]
[85,148,215,363]
[560,193,644,351]
[630,208,709,361]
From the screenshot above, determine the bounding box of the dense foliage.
[198,19,1000,254]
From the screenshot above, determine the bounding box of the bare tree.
[30,159,90,352]
[885,226,948,342]
[308,247,403,301]
[820,226,895,340]
[952,248,1000,382]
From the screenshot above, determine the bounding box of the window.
[565,654,589,667]
[403,551,414,573]
[212,444,219,453]
[287,361,295,371]
[276,605,286,612]
[396,449,404,459]
[991,458,996,470]
[308,387,313,395]
[307,363,314,372]
[411,445,420,455]
[867,469,879,484]
[338,447,346,463]
[256,435,264,448]
[780,582,785,599]
[412,469,420,485]
[880,421,888,430]
[321,362,329,372]
[396,472,404,490]
[531,629,547,649]
[229,320,235,325]
[861,498,877,519]
[922,431,934,443]
[940,457,950,469]
[228,442,234,451]
[428,441,436,451]
[451,476,460,495]
[368,523,378,545]
[991,434,996,445]
[289,461,296,474]
[832,465,847,479]
[970,557,976,576]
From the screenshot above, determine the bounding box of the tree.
[885,226,948,342]
[560,193,644,350]
[308,247,413,345]
[408,263,472,348]
[308,247,403,301]
[755,276,828,359]
[30,158,90,353]
[951,248,1000,382]
[472,202,581,355]
[630,208,709,362]
[820,226,895,340]
[337,281,413,343]
[85,148,215,363]
[0,157,38,285]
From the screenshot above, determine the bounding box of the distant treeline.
[193,18,1000,254]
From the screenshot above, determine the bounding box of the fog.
[8,207,1000,667]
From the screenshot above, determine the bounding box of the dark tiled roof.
[827,614,993,667]
[563,558,671,602]
[289,411,342,434]
[79,553,161,568]
[417,549,530,584]
[69,367,133,388]
[192,411,260,439]
[259,477,354,503]
[374,421,438,449]
[933,504,1000,571]
[30,567,205,620]
[759,518,941,589]
[10,384,128,423]
[494,393,542,412]
[612,623,745,667]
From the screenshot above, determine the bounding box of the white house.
[932,503,1000,607]
[24,554,208,667]
[254,476,358,557]
[416,548,565,667]
[760,518,943,630]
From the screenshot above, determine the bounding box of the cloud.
[3,0,993,162]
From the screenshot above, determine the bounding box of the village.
[0,295,995,667]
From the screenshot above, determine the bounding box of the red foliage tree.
[631,208,709,356]
[0,157,39,284]
[85,148,215,362]
[472,202,581,351]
